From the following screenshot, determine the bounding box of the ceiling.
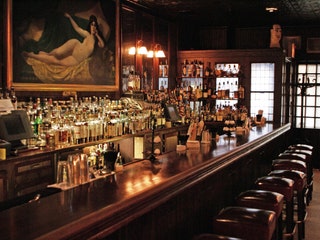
[126,0,320,27]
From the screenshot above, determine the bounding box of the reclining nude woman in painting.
[23,13,105,67]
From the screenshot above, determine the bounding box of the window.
[294,64,320,128]
[250,63,275,122]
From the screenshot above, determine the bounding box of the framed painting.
[282,36,301,58]
[6,0,119,91]
[307,38,320,53]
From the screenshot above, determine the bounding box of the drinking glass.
[68,154,80,186]
[79,153,89,184]
[56,161,72,187]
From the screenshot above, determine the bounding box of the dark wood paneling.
[0,124,291,240]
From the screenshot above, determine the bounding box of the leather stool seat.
[255,176,294,201]
[269,170,308,240]
[269,169,307,192]
[272,157,312,205]
[277,153,309,173]
[283,149,314,204]
[255,176,295,239]
[283,150,312,174]
[284,149,312,160]
[277,152,307,162]
[212,206,276,240]
[236,190,284,218]
[272,159,307,174]
[236,190,284,240]
[288,144,313,151]
[193,233,244,240]
[279,151,311,176]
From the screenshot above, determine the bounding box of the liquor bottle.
[225,80,230,99]
[164,65,168,77]
[238,85,245,99]
[217,82,222,99]
[192,61,197,77]
[74,122,82,144]
[230,82,234,99]
[182,60,187,76]
[196,63,201,77]
[9,87,17,109]
[232,64,238,76]
[202,83,208,99]
[204,62,212,77]
[221,81,226,98]
[188,60,193,77]
[207,81,212,97]
[34,109,43,137]
[115,144,124,172]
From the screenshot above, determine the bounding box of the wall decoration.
[307,38,320,53]
[282,36,301,58]
[7,0,119,91]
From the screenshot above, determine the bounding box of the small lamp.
[128,46,136,55]
[155,44,166,58]
[129,40,148,55]
[147,49,154,58]
[137,40,148,55]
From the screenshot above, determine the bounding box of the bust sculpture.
[270,24,282,48]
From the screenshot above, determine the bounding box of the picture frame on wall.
[6,0,119,92]
[282,36,301,58]
[307,38,320,53]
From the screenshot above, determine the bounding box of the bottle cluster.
[214,64,240,77]
[181,59,204,77]
[0,87,18,109]
[16,96,165,149]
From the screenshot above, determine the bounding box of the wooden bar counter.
[0,123,291,240]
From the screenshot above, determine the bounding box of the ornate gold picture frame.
[6,0,119,92]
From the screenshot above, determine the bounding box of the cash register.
[0,110,35,155]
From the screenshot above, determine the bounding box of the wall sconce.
[147,44,166,58]
[128,40,148,55]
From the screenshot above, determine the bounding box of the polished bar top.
[0,123,290,240]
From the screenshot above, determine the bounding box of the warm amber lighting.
[155,49,165,58]
[147,50,154,58]
[136,40,148,55]
[129,41,165,57]
[137,46,148,55]
[146,44,166,58]
[128,46,136,55]
[154,44,166,58]
[266,7,278,12]
[129,40,148,55]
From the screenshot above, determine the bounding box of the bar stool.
[236,190,284,240]
[277,152,309,173]
[212,206,277,240]
[283,149,313,178]
[272,156,313,205]
[288,144,313,152]
[193,233,244,240]
[269,170,307,240]
[255,176,295,240]
[272,159,308,201]
[284,149,312,161]
[272,159,307,173]
[283,149,314,203]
